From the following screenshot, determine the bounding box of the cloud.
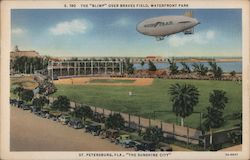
[50,19,88,35]
[167,30,216,47]
[12,28,25,35]
[206,30,215,39]
[112,17,131,27]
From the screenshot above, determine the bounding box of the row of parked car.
[10,98,172,151]
[10,98,85,129]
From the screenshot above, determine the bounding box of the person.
[128,91,132,96]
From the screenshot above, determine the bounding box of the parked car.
[17,101,24,108]
[39,109,50,118]
[115,134,131,146]
[12,99,20,107]
[105,129,119,142]
[156,145,173,151]
[85,123,102,136]
[22,104,32,110]
[127,140,142,149]
[68,119,84,129]
[135,140,156,151]
[10,99,17,105]
[30,106,40,114]
[58,114,71,125]
[19,103,26,109]
[48,111,62,121]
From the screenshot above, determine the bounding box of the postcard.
[1,0,249,159]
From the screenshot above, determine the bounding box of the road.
[10,107,132,151]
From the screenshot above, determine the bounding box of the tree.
[192,63,208,76]
[32,96,49,110]
[140,60,145,69]
[208,90,228,111]
[39,80,57,95]
[20,89,34,102]
[208,62,223,79]
[168,58,178,75]
[230,70,236,77]
[52,96,70,112]
[71,105,93,122]
[12,56,47,74]
[148,60,157,71]
[169,83,199,126]
[202,106,224,130]
[202,90,228,147]
[105,113,125,130]
[124,58,134,74]
[143,126,163,144]
[180,62,191,73]
[13,86,24,99]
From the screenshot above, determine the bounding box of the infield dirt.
[53,77,154,86]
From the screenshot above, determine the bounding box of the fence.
[47,96,203,145]
[202,127,241,149]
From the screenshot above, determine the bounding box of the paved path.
[10,107,132,151]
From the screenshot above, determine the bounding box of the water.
[133,61,242,73]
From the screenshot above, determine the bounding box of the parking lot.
[10,107,132,151]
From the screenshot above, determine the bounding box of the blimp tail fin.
[184,11,193,17]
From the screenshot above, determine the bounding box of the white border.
[1,0,249,159]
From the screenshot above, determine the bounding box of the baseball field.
[52,77,242,129]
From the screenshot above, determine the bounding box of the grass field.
[89,79,135,83]
[53,78,242,130]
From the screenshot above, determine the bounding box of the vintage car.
[39,109,50,118]
[85,123,102,136]
[47,111,61,121]
[156,145,173,151]
[105,129,119,142]
[127,140,142,149]
[135,140,156,151]
[22,104,32,110]
[58,114,71,125]
[68,119,84,129]
[115,134,132,147]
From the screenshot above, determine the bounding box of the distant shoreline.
[175,58,242,63]
[132,58,242,64]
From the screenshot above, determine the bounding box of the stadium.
[46,57,242,130]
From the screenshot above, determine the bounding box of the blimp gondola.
[136,11,200,41]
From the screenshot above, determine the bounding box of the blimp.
[136,11,200,41]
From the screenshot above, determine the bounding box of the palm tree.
[140,60,145,69]
[169,83,199,126]
[124,58,134,74]
[148,60,157,71]
[202,90,228,147]
[208,90,228,111]
[180,62,191,73]
[168,58,178,75]
[192,63,208,76]
[208,62,223,79]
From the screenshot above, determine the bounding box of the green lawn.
[89,79,135,83]
[52,79,242,130]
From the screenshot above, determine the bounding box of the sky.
[11,9,242,57]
